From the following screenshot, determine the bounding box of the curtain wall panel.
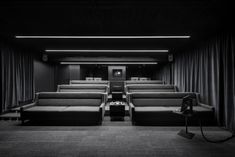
[159,34,235,131]
[1,44,34,113]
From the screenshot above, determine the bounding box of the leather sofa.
[129,92,214,125]
[20,92,105,125]
[125,84,177,93]
[57,84,109,102]
[125,85,177,103]
[69,80,110,93]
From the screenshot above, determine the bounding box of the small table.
[112,92,123,101]
[109,101,125,121]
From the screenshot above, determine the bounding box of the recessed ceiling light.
[45,49,169,53]
[15,35,190,39]
[60,62,158,65]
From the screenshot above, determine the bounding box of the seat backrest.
[36,92,103,106]
[94,77,102,81]
[126,85,176,93]
[139,77,148,81]
[125,80,163,86]
[70,80,109,85]
[85,77,94,81]
[130,92,197,107]
[57,85,108,93]
[130,77,139,81]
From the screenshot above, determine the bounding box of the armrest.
[99,102,106,108]
[198,102,214,111]
[99,102,106,120]
[129,102,135,123]
[20,102,36,111]
[129,102,135,109]
[103,92,108,103]
[195,93,214,111]
[126,92,131,104]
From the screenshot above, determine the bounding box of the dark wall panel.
[55,64,70,85]
[80,65,107,80]
[34,60,55,92]
[69,65,80,80]
[126,65,158,80]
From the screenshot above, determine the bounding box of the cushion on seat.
[64,106,100,112]
[132,98,183,106]
[135,106,179,112]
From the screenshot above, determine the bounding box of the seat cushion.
[135,106,179,112]
[25,106,67,112]
[64,106,100,112]
[193,106,212,112]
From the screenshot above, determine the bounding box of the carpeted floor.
[0,117,235,157]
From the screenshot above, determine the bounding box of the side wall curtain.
[1,44,34,113]
[160,34,235,131]
[156,63,174,85]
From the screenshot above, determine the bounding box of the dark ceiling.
[0,0,233,61]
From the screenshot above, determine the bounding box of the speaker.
[168,54,173,62]
[42,54,48,62]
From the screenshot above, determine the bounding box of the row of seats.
[125,82,215,125]
[21,80,164,124]
[20,80,112,125]
[128,92,214,125]
[20,79,214,125]
[20,92,105,125]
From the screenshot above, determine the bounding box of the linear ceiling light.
[15,35,190,39]
[60,62,158,65]
[46,49,169,53]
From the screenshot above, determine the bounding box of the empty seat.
[57,84,109,102]
[20,92,105,125]
[129,92,214,125]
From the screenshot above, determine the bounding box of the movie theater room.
[0,0,235,156]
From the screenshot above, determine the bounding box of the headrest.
[125,80,163,84]
[131,92,197,98]
[70,80,109,84]
[126,85,175,89]
[37,92,104,99]
[58,85,108,89]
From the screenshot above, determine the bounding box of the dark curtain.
[1,44,34,113]
[156,63,174,85]
[159,34,235,131]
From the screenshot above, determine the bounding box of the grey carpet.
[0,117,235,157]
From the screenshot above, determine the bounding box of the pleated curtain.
[157,34,235,131]
[1,43,34,113]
